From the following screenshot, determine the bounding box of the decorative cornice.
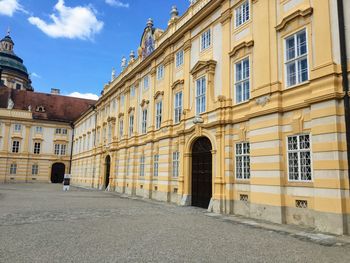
[190,60,217,77]
[276,7,313,31]
[220,9,232,25]
[128,107,135,113]
[164,54,174,66]
[172,79,185,89]
[154,91,164,100]
[118,113,124,118]
[184,40,192,51]
[229,40,254,57]
[140,99,150,107]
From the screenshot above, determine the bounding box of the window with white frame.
[119,119,124,138]
[10,163,17,174]
[33,142,41,154]
[153,154,159,177]
[140,155,145,177]
[143,75,150,90]
[235,57,250,103]
[174,91,183,124]
[285,29,308,87]
[196,76,206,115]
[130,86,136,98]
[120,95,125,108]
[172,151,180,178]
[129,114,134,136]
[55,128,67,135]
[54,144,66,155]
[32,164,38,175]
[157,64,164,80]
[107,124,112,143]
[12,140,20,153]
[14,124,21,132]
[142,109,148,134]
[201,29,211,51]
[176,50,184,68]
[155,101,162,129]
[235,0,250,27]
[235,142,250,179]
[35,126,43,133]
[287,134,312,181]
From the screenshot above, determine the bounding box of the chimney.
[51,88,60,95]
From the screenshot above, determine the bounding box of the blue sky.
[0,0,189,99]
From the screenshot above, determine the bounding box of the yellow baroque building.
[71,0,350,235]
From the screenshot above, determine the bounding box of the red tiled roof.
[0,87,96,123]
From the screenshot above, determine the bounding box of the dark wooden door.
[191,137,212,208]
[105,156,111,188]
[51,163,65,183]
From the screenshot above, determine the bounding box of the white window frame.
[155,101,162,129]
[176,50,184,68]
[153,154,159,177]
[200,29,211,51]
[172,151,180,178]
[235,57,250,104]
[12,140,20,153]
[195,76,206,115]
[157,64,164,80]
[119,119,124,138]
[142,109,148,134]
[14,124,21,132]
[287,134,312,182]
[143,75,150,90]
[284,29,309,88]
[35,126,43,133]
[10,163,17,175]
[129,114,134,137]
[235,142,250,180]
[174,91,183,124]
[130,86,136,98]
[235,0,250,28]
[32,164,39,175]
[33,142,41,154]
[140,155,145,177]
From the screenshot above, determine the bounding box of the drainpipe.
[337,0,350,184]
[68,122,75,174]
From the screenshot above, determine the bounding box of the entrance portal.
[191,137,212,208]
[105,155,111,189]
[51,163,65,183]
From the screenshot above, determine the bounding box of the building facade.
[0,88,95,184]
[71,0,350,234]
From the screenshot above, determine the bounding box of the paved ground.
[0,184,350,263]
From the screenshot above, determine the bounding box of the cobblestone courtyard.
[0,184,350,263]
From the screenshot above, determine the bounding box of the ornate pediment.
[140,99,150,107]
[190,60,217,78]
[171,79,184,90]
[128,107,135,113]
[276,7,313,31]
[154,91,164,100]
[229,40,254,57]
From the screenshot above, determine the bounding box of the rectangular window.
[157,64,164,80]
[285,29,308,87]
[129,114,134,136]
[153,154,159,177]
[54,144,66,155]
[10,163,17,174]
[235,0,250,27]
[32,164,38,175]
[55,128,61,134]
[196,77,206,115]
[142,109,148,134]
[119,119,124,138]
[172,151,180,178]
[130,86,136,98]
[201,29,211,51]
[143,75,150,90]
[155,101,162,129]
[120,95,125,108]
[140,155,145,177]
[176,50,184,68]
[174,91,183,124]
[287,134,312,181]
[62,128,67,135]
[14,124,21,132]
[60,144,66,155]
[35,126,43,133]
[33,142,41,154]
[235,57,250,103]
[235,142,250,179]
[12,140,20,153]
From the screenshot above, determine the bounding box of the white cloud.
[30,72,41,78]
[28,0,104,40]
[105,0,129,8]
[68,92,99,100]
[0,0,24,16]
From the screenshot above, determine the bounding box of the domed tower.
[0,29,33,91]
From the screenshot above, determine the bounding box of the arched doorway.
[104,155,111,189]
[51,163,65,183]
[191,137,212,208]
